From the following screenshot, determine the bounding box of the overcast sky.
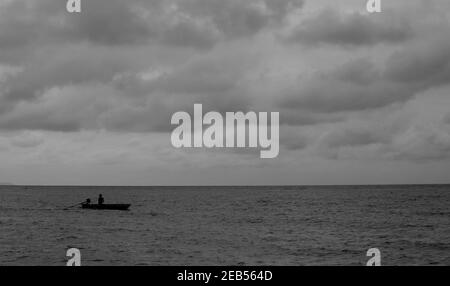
[1,0,450,185]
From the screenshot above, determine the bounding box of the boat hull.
[81,204,131,210]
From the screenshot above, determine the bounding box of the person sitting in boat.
[98,194,104,205]
[85,198,91,205]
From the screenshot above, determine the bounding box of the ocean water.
[0,185,449,266]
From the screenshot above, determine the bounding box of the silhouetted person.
[98,194,104,205]
[85,198,91,205]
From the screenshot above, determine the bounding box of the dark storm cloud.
[113,49,257,104]
[160,21,219,50]
[0,0,303,53]
[1,0,450,185]
[314,118,450,162]
[279,59,414,113]
[0,0,155,49]
[100,56,255,133]
[0,84,112,132]
[0,46,256,132]
[280,110,345,126]
[280,130,309,150]
[179,0,304,39]
[285,78,414,113]
[385,37,450,86]
[10,132,44,148]
[1,0,448,146]
[332,58,380,85]
[284,9,413,46]
[0,114,82,132]
[279,35,450,115]
[100,100,175,133]
[388,126,450,162]
[156,53,254,95]
[0,0,303,130]
[0,0,55,50]
[263,0,304,21]
[445,113,450,124]
[321,128,388,149]
[62,0,156,45]
[1,46,132,103]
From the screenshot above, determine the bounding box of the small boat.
[81,203,131,210]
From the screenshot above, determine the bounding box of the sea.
[0,185,449,266]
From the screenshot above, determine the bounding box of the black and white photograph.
[0,0,449,270]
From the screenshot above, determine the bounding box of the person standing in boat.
[98,194,104,205]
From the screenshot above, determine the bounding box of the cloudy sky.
[1,0,450,185]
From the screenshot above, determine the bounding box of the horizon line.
[2,183,450,187]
